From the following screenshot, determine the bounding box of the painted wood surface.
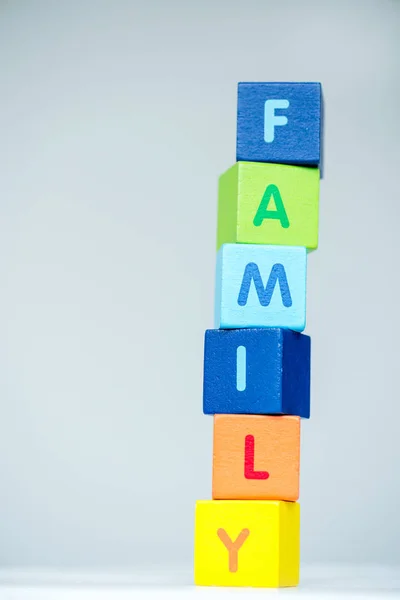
[194,500,300,587]
[236,81,321,166]
[215,244,307,331]
[212,414,300,501]
[203,327,311,417]
[217,161,320,250]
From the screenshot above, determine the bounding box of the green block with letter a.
[217,162,320,250]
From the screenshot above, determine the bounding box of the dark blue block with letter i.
[203,327,310,418]
[236,82,321,166]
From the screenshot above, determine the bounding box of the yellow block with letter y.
[194,500,299,587]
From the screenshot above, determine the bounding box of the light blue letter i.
[236,346,246,392]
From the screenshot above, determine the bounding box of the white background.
[0,0,399,573]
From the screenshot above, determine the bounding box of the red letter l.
[244,434,269,480]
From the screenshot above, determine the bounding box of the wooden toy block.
[203,328,310,417]
[236,81,321,165]
[217,161,319,250]
[215,244,307,331]
[212,415,300,501]
[194,499,300,587]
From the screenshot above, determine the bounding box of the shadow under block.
[236,81,321,166]
[215,244,307,331]
[194,500,300,587]
[203,328,310,418]
[213,415,300,501]
[217,161,320,250]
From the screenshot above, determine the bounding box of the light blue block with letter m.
[214,244,307,331]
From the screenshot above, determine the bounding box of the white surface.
[0,566,399,599]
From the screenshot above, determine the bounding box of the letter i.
[236,346,246,391]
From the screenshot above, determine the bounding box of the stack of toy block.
[194,82,322,588]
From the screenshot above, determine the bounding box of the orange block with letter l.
[212,414,300,501]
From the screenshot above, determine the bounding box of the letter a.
[244,435,269,480]
[217,528,250,573]
[253,184,289,229]
[237,263,292,308]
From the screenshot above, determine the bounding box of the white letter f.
[264,99,289,143]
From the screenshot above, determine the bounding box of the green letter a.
[253,184,289,229]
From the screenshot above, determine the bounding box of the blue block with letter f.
[215,244,307,331]
[236,81,321,166]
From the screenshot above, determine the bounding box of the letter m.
[237,263,292,307]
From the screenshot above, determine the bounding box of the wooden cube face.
[194,500,300,587]
[212,415,300,501]
[236,82,321,166]
[215,244,307,331]
[217,162,319,250]
[203,328,311,418]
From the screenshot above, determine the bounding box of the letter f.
[264,99,289,143]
